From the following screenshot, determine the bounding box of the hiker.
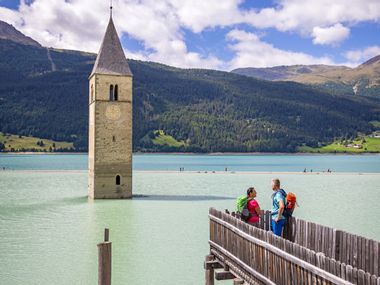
[271,178,286,236]
[246,187,261,225]
[236,187,261,225]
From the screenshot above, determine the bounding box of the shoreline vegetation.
[0,151,380,155]
[1,132,379,155]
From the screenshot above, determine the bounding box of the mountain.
[231,58,380,97]
[0,22,379,152]
[0,20,41,47]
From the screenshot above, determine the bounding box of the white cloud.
[0,0,379,69]
[170,0,243,33]
[0,0,224,69]
[344,46,380,66]
[244,0,380,34]
[312,23,350,46]
[226,29,334,69]
[0,6,20,24]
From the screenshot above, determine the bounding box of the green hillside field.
[298,136,380,153]
[0,132,74,152]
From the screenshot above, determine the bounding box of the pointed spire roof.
[90,16,132,77]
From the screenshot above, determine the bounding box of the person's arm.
[254,205,261,216]
[275,200,285,222]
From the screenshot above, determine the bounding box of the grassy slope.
[152,130,188,147]
[0,132,73,151]
[298,137,380,153]
[370,121,380,128]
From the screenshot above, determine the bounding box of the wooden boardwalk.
[205,208,380,285]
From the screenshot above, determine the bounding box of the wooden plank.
[233,278,244,285]
[353,234,358,269]
[358,269,365,285]
[369,239,374,276]
[260,210,264,230]
[303,220,307,248]
[329,228,334,258]
[370,275,377,285]
[353,267,358,285]
[204,260,223,270]
[342,232,347,264]
[362,237,366,273]
[373,240,379,276]
[358,235,362,271]
[334,230,341,261]
[365,238,370,273]
[317,224,322,253]
[341,263,347,280]
[215,271,235,280]
[340,230,344,263]
[346,265,353,283]
[335,260,341,280]
[364,272,371,285]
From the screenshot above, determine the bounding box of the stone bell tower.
[88,9,133,199]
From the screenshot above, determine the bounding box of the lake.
[0,154,379,285]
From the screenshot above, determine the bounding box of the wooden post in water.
[205,254,215,285]
[98,228,112,285]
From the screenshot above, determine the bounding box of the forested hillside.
[0,37,380,152]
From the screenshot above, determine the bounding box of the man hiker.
[271,178,286,236]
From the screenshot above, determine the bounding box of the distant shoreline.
[0,151,379,156]
[1,169,379,175]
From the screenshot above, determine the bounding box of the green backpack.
[236,195,248,213]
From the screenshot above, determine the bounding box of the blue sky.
[0,0,379,70]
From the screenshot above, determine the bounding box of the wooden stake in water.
[98,228,111,285]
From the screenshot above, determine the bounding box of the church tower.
[88,10,133,199]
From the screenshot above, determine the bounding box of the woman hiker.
[246,187,261,226]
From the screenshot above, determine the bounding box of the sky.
[0,0,379,71]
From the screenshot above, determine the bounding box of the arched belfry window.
[116,175,121,185]
[114,85,118,101]
[109,85,114,101]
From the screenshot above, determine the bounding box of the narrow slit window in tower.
[116,175,121,185]
[114,84,118,101]
[109,85,114,101]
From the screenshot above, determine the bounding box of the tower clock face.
[105,105,121,120]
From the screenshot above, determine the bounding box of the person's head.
[271,178,280,191]
[247,187,256,198]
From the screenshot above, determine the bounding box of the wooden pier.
[205,208,380,285]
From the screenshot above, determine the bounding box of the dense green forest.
[0,39,380,152]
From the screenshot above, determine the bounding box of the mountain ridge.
[231,57,380,97]
[0,20,41,47]
[0,21,379,153]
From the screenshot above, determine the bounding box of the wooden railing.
[242,209,380,276]
[206,208,380,285]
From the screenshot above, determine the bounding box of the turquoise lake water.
[0,153,379,172]
[0,154,379,284]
